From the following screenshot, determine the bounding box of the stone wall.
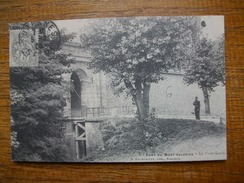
[150,73,226,117]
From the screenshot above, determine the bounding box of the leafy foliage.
[10,29,76,161]
[184,35,225,93]
[99,109,165,154]
[99,118,146,154]
[80,17,200,119]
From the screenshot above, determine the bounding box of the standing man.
[193,97,200,120]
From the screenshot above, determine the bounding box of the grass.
[85,117,226,162]
[156,118,225,142]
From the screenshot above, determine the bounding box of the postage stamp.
[9,21,61,67]
[9,28,39,67]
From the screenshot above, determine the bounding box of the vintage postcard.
[9,16,226,162]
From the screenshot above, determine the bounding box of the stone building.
[61,42,107,118]
[61,42,107,159]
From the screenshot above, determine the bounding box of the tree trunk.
[202,88,210,115]
[143,82,150,118]
[123,79,151,121]
[124,79,151,152]
[133,81,150,121]
[134,81,151,152]
[135,95,147,120]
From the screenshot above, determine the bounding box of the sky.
[201,16,224,40]
[55,16,225,42]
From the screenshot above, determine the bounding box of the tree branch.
[123,79,136,97]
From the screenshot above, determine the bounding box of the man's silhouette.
[193,97,200,120]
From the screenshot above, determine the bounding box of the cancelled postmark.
[9,21,60,67]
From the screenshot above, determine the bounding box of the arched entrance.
[70,69,88,159]
[70,72,82,117]
[70,69,88,117]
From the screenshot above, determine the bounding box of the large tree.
[10,28,76,161]
[184,35,225,115]
[80,16,200,120]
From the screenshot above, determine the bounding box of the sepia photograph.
[9,16,226,162]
